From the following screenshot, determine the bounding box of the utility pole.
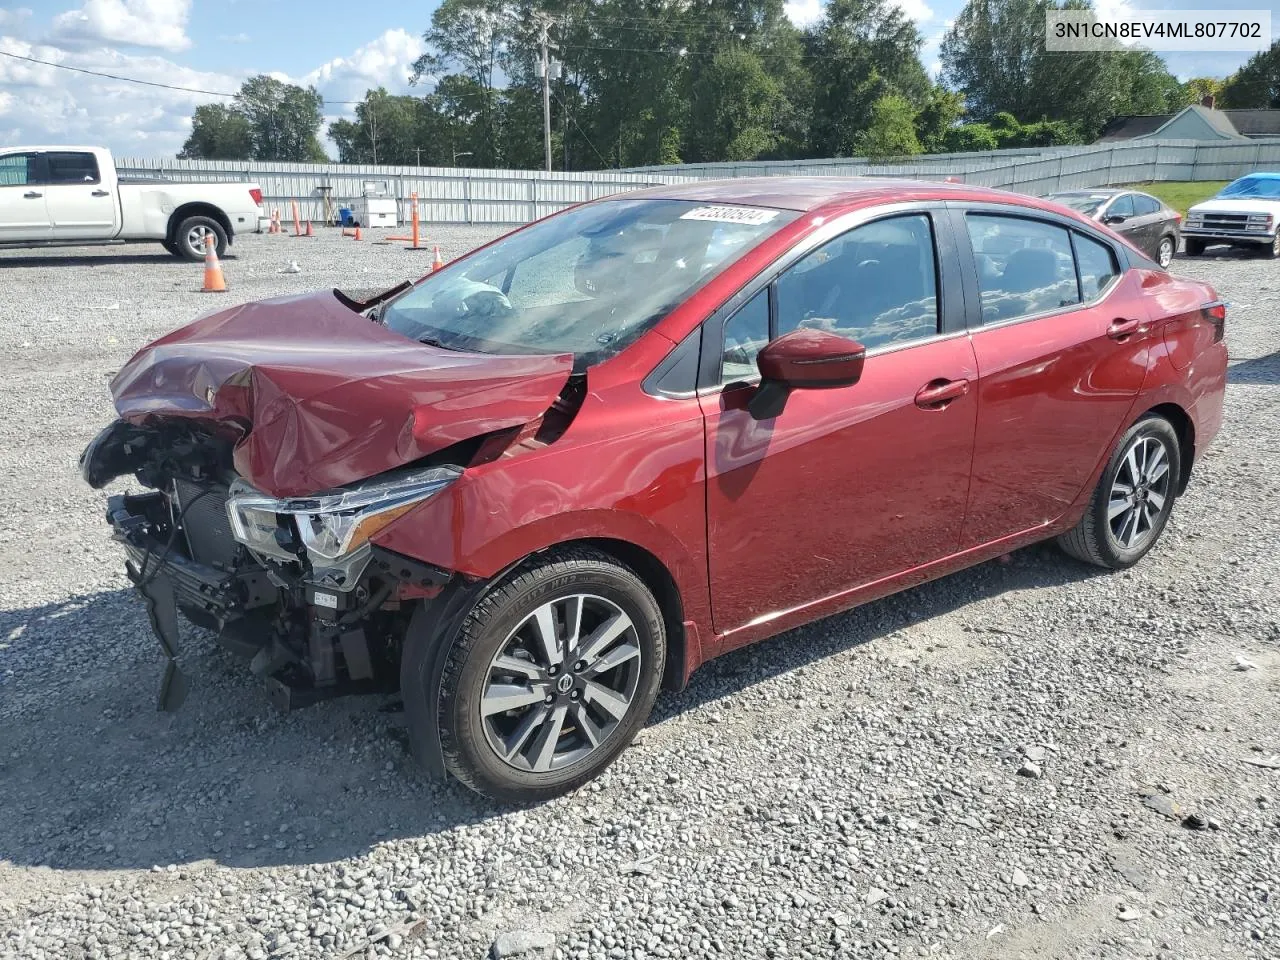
[536,15,557,172]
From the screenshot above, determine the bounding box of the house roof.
[1097,104,1280,142]
[1222,109,1280,137]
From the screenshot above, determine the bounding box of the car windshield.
[1049,193,1110,215]
[381,198,796,368]
[1217,176,1280,199]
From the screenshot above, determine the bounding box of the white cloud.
[0,27,429,158]
[0,36,237,154]
[784,0,823,27]
[50,0,192,53]
[302,28,424,102]
[218,32,251,44]
[894,0,933,24]
[0,7,33,32]
[786,0,933,28]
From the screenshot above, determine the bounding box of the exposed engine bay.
[81,301,588,713]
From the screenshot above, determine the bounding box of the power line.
[0,50,365,104]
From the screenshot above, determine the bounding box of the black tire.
[429,547,665,802]
[1058,415,1181,569]
[173,215,227,261]
[161,238,180,257]
[1183,238,1206,257]
[1267,234,1280,259]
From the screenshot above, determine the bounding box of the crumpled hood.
[111,290,573,497]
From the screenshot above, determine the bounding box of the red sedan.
[82,178,1227,801]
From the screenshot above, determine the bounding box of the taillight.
[1203,300,1226,342]
[249,188,263,206]
[1173,212,1182,223]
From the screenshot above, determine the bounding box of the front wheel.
[428,548,666,802]
[1058,415,1181,569]
[1183,238,1205,257]
[1156,235,1175,268]
[1266,234,1280,259]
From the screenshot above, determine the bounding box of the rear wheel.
[431,548,665,802]
[1156,235,1175,268]
[1058,415,1180,569]
[173,215,227,261]
[1184,238,1206,257]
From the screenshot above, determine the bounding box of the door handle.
[91,189,110,197]
[1107,317,1146,340]
[23,191,42,199]
[915,378,970,409]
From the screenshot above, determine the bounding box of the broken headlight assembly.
[226,465,462,565]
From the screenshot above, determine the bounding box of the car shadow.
[1228,350,1279,385]
[0,544,1100,873]
[0,252,234,267]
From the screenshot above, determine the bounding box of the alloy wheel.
[186,223,215,255]
[1107,435,1172,550]
[1158,237,1174,268]
[480,593,642,773]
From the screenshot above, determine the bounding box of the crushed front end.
[82,418,458,711]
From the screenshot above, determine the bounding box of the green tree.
[180,103,253,159]
[805,0,930,157]
[328,88,433,165]
[915,85,965,153]
[1221,41,1280,108]
[1180,77,1224,107]
[687,48,781,162]
[235,75,326,161]
[411,0,517,166]
[942,123,999,152]
[941,0,1180,140]
[855,93,922,158]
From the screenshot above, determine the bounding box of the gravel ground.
[0,229,1277,960]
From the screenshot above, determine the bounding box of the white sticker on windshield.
[679,205,780,225]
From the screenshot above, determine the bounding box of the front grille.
[172,479,238,568]
[1196,214,1249,231]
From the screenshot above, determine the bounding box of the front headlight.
[226,465,461,562]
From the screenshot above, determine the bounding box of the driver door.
[700,210,979,646]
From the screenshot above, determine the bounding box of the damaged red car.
[82,179,1227,801]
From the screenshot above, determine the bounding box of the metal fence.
[117,139,1280,225]
[115,158,696,224]
[622,139,1280,195]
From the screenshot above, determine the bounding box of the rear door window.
[966,214,1080,323]
[1131,194,1160,216]
[44,152,101,185]
[0,153,37,186]
[1073,233,1120,300]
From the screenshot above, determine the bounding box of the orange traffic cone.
[268,210,280,234]
[353,226,362,241]
[200,239,227,293]
[303,221,314,238]
[431,245,444,271]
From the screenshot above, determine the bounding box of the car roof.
[1232,172,1280,180]
[1051,188,1123,197]
[617,176,1028,213]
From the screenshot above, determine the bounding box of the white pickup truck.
[1183,172,1280,258]
[0,145,267,261]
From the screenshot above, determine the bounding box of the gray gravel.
[1,230,1277,960]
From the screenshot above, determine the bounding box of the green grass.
[1125,181,1229,217]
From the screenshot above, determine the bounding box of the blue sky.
[0,0,1275,158]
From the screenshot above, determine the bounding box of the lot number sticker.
[680,206,780,225]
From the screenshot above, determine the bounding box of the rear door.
[42,151,120,240]
[0,152,51,241]
[956,206,1152,547]
[1129,193,1164,256]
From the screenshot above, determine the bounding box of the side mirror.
[748,328,866,420]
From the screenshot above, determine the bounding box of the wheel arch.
[167,202,233,243]
[1140,401,1195,494]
